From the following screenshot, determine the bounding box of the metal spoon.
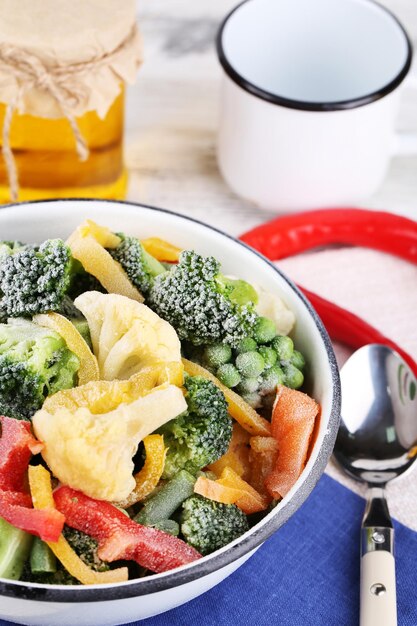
[334,344,417,626]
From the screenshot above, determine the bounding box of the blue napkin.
[1,474,416,626]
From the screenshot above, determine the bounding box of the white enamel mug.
[216,0,414,212]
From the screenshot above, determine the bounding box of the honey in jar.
[0,0,142,203]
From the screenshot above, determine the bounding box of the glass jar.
[0,0,141,203]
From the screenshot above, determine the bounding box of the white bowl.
[0,200,340,626]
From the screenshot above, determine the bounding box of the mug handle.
[393,74,417,156]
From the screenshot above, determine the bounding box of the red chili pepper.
[299,286,417,379]
[240,208,417,262]
[0,489,64,542]
[54,486,201,573]
[0,416,43,492]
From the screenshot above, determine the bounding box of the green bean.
[151,519,180,536]
[134,470,196,526]
[0,517,33,580]
[30,537,57,574]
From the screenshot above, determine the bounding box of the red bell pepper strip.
[299,286,417,379]
[0,489,64,542]
[0,416,43,492]
[54,486,201,573]
[240,208,417,263]
[0,416,64,542]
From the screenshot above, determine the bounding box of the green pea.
[283,363,304,389]
[258,346,278,368]
[204,343,232,367]
[216,363,241,388]
[237,376,259,394]
[272,336,294,361]
[242,392,262,409]
[235,351,265,378]
[291,350,306,370]
[259,365,285,395]
[235,337,258,354]
[253,316,276,344]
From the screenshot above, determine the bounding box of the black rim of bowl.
[216,0,413,112]
[0,199,341,603]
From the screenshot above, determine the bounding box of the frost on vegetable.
[159,376,232,479]
[32,384,187,501]
[0,319,80,420]
[148,251,258,348]
[74,291,182,381]
[181,495,249,555]
[0,239,74,317]
[110,233,165,295]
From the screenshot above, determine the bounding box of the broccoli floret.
[148,250,257,347]
[0,319,80,420]
[0,239,74,317]
[181,495,249,555]
[0,241,25,262]
[159,376,232,479]
[110,233,165,295]
[63,527,109,573]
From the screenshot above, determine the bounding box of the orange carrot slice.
[265,385,319,499]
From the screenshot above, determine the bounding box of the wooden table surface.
[126,0,417,529]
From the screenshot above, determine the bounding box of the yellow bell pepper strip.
[67,220,144,302]
[34,312,99,385]
[208,423,251,480]
[141,237,182,263]
[42,361,184,414]
[54,485,202,573]
[194,467,268,514]
[194,476,243,505]
[217,467,269,514]
[28,465,128,585]
[182,358,271,437]
[116,435,166,508]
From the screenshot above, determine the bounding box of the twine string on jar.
[0,25,139,202]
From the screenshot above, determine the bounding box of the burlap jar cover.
[0,0,143,200]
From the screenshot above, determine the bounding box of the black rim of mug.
[216,0,413,111]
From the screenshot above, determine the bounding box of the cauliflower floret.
[33,384,187,501]
[254,285,295,336]
[74,291,182,381]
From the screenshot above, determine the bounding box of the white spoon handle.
[360,536,397,626]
